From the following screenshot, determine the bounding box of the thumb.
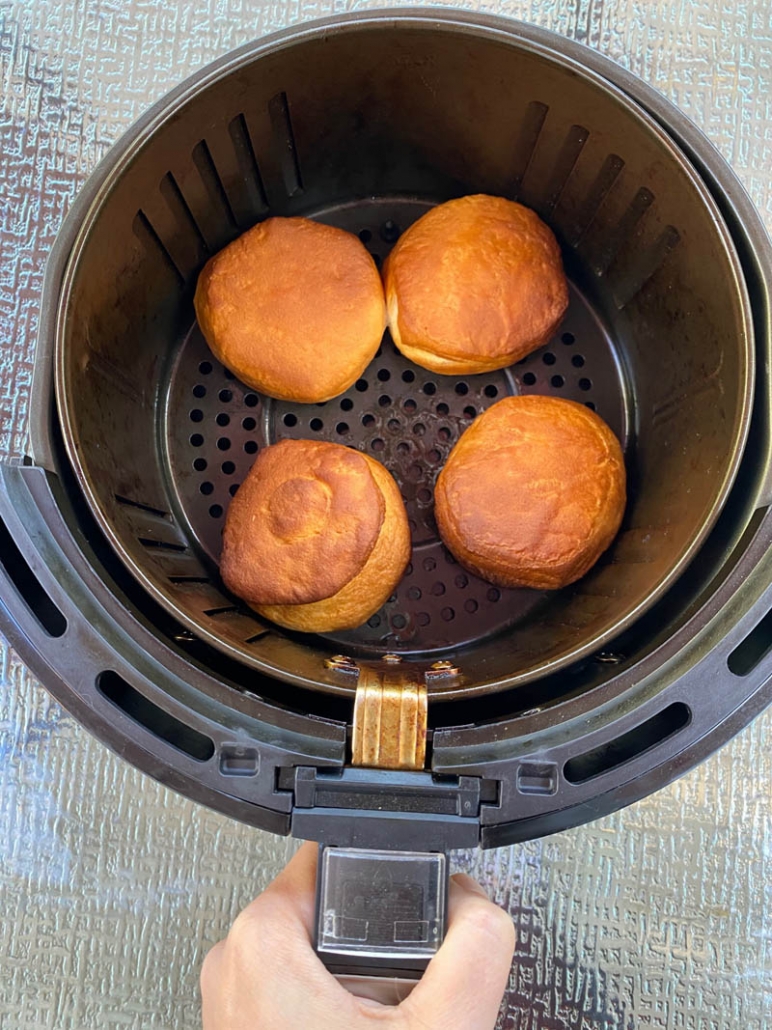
[402,874,515,1030]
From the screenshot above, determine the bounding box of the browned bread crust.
[221,439,410,632]
[383,195,569,375]
[435,395,626,590]
[195,217,386,403]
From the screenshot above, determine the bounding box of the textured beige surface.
[1,1,771,1027]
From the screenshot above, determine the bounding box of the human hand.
[201,841,515,1030]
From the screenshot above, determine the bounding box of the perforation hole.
[367,614,380,627]
[441,607,455,622]
[562,332,575,345]
[362,413,376,427]
[463,406,476,419]
[404,398,417,413]
[436,402,449,415]
[336,422,349,435]
[550,375,565,388]
[209,504,223,519]
[418,488,432,503]
[223,369,235,381]
[380,220,400,242]
[522,372,537,386]
[310,418,324,431]
[244,394,258,407]
[455,382,469,396]
[242,416,256,431]
[222,461,236,475]
[416,612,430,626]
[402,370,415,383]
[216,413,230,427]
[428,449,441,463]
[229,483,239,496]
[219,389,233,403]
[392,614,407,629]
[193,458,207,471]
[388,418,401,431]
[423,382,437,396]
[423,557,436,572]
[484,384,498,398]
[543,352,556,366]
[413,423,426,436]
[217,438,231,451]
[431,582,446,596]
[283,413,298,427]
[455,574,468,589]
[572,354,585,368]
[341,397,354,411]
[200,482,214,495]
[190,434,204,447]
[198,361,212,375]
[193,384,206,398]
[377,369,391,382]
[372,438,385,451]
[578,378,592,392]
[408,586,422,600]
[190,409,204,422]
[244,440,258,454]
[585,401,597,411]
[359,229,372,243]
[464,599,478,613]
[397,441,410,454]
[378,394,391,407]
[438,427,451,442]
[487,587,501,602]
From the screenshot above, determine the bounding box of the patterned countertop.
[1,1,770,1027]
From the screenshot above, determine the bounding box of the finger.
[200,941,225,1030]
[250,840,320,939]
[403,874,515,1030]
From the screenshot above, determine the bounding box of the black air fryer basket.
[2,11,772,982]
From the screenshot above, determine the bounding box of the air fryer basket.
[52,18,753,699]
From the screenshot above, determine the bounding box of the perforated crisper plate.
[164,198,630,656]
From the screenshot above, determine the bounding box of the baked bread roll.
[195,217,385,403]
[221,439,410,632]
[435,396,626,590]
[383,195,569,374]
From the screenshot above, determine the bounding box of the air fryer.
[1,11,772,983]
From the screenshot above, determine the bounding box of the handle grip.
[314,845,448,1000]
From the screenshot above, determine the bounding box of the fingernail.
[450,873,490,899]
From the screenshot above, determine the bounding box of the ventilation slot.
[728,608,772,676]
[611,225,681,309]
[542,124,589,216]
[0,515,67,638]
[98,671,214,761]
[132,210,184,285]
[115,495,170,519]
[564,703,691,784]
[203,605,240,617]
[268,92,304,196]
[159,171,208,256]
[511,100,548,198]
[245,630,270,644]
[592,187,654,276]
[227,114,268,220]
[192,139,237,230]
[564,153,625,247]
[139,538,187,553]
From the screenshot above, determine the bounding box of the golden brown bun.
[383,195,569,375]
[221,439,410,632]
[435,396,626,590]
[195,217,386,403]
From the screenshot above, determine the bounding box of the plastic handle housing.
[314,845,448,1000]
